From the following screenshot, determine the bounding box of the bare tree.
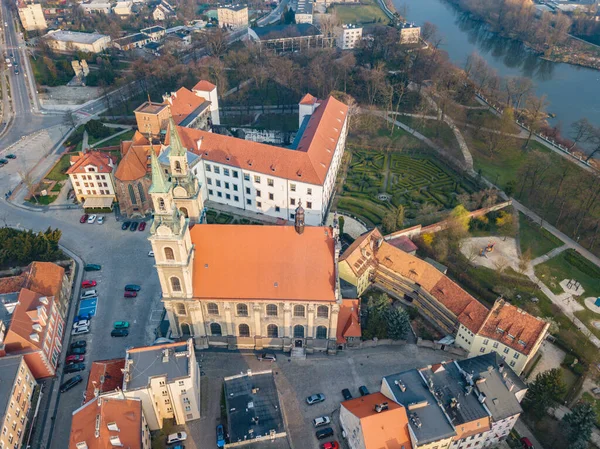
[19,170,38,204]
[522,94,548,149]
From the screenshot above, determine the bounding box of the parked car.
[70,340,87,350]
[138,222,146,231]
[593,387,600,396]
[79,214,89,224]
[342,389,353,400]
[60,375,83,393]
[81,280,97,288]
[306,394,326,405]
[87,215,96,224]
[167,432,187,444]
[313,416,331,428]
[359,386,370,396]
[124,284,141,292]
[0,158,8,164]
[130,222,138,232]
[148,251,154,257]
[64,363,85,374]
[113,321,130,329]
[84,264,101,271]
[322,442,340,449]
[124,291,137,298]
[216,424,225,448]
[257,353,276,362]
[121,221,131,230]
[97,216,105,225]
[71,326,90,336]
[80,289,97,299]
[316,428,334,440]
[5,154,16,159]
[73,313,91,323]
[69,347,86,355]
[73,320,90,329]
[520,437,534,449]
[66,354,85,363]
[111,329,129,337]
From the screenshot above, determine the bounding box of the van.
[80,289,97,299]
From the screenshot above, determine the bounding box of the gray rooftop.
[125,342,190,390]
[220,3,247,11]
[224,371,286,444]
[292,0,313,14]
[383,369,456,445]
[251,23,321,40]
[457,353,525,421]
[0,356,25,415]
[141,26,165,34]
[115,33,149,46]
[46,30,109,44]
[158,148,199,166]
[0,293,18,328]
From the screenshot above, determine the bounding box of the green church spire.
[168,116,186,158]
[149,149,171,194]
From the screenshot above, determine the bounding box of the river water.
[395,0,600,134]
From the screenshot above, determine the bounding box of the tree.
[541,316,559,334]
[518,247,532,274]
[282,6,295,24]
[446,204,471,241]
[396,205,405,229]
[382,210,397,234]
[563,402,596,449]
[385,307,411,340]
[522,94,548,149]
[523,368,566,418]
[338,216,345,235]
[496,210,515,241]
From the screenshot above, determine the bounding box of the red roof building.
[67,151,117,207]
[84,359,126,403]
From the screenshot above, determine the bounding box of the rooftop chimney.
[374,402,389,413]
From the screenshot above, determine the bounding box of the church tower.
[166,117,204,223]
[148,150,196,337]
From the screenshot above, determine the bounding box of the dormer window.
[496,327,504,334]
[507,334,515,340]
[518,340,527,347]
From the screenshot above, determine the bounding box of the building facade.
[0,356,36,449]
[17,2,47,31]
[217,5,248,29]
[291,0,313,24]
[67,151,117,208]
[336,24,362,49]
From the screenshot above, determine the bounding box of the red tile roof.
[339,229,383,277]
[69,397,144,449]
[193,80,216,92]
[173,95,348,185]
[66,151,115,174]
[114,144,159,181]
[430,277,488,333]
[299,93,317,105]
[25,262,65,298]
[4,289,49,351]
[0,274,27,294]
[337,299,361,343]
[477,299,549,355]
[167,87,208,125]
[84,359,126,403]
[386,235,418,253]
[190,225,337,301]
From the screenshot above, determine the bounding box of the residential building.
[80,0,113,14]
[67,151,117,209]
[17,1,47,31]
[113,0,133,15]
[191,80,220,126]
[340,392,412,449]
[336,24,362,50]
[339,228,548,374]
[69,396,151,449]
[44,30,111,53]
[291,0,313,24]
[84,358,126,403]
[456,299,549,375]
[114,132,157,218]
[217,4,248,29]
[171,93,348,225]
[399,22,420,44]
[113,33,150,50]
[0,356,36,449]
[153,0,175,21]
[1,288,65,378]
[336,299,361,349]
[118,340,200,430]
[140,25,166,41]
[249,24,332,53]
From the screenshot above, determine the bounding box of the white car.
[166,432,187,444]
[73,320,90,329]
[148,251,154,257]
[97,216,104,225]
[71,326,90,336]
[87,215,96,224]
[313,416,331,428]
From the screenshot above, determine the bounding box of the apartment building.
[113,0,133,15]
[291,0,313,24]
[67,151,117,208]
[17,1,47,31]
[0,356,36,449]
[336,24,362,50]
[217,4,248,29]
[69,397,151,449]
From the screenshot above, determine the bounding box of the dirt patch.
[39,86,102,105]
[460,236,520,271]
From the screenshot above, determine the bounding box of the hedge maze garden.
[338,149,478,226]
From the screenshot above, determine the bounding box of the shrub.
[564,250,600,278]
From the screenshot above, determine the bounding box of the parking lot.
[188,345,456,449]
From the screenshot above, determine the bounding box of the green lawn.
[331,0,389,25]
[519,213,563,259]
[95,130,135,148]
[46,154,72,182]
[27,195,57,205]
[534,249,600,297]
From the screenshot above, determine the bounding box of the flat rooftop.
[115,33,148,46]
[220,3,247,11]
[252,23,321,40]
[293,0,313,14]
[0,356,24,412]
[135,101,168,114]
[141,25,165,34]
[46,30,108,44]
[224,371,287,445]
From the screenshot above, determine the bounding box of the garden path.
[381,153,391,192]
[530,245,568,267]
[89,125,132,149]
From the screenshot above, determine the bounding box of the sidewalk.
[515,419,545,449]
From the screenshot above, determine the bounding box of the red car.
[322,443,339,449]
[66,354,85,363]
[124,291,137,298]
[79,214,89,224]
[138,222,146,231]
[81,280,97,288]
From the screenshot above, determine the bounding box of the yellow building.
[217,4,248,29]
[0,356,36,449]
[17,2,47,31]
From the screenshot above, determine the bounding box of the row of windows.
[76,189,111,196]
[206,165,239,178]
[75,181,109,188]
[127,183,146,205]
[482,339,520,358]
[209,323,328,339]
[206,178,239,191]
[202,303,330,318]
[73,174,107,180]
[208,190,239,202]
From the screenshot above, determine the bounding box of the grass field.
[46,154,72,182]
[518,213,563,259]
[534,249,600,297]
[330,0,389,25]
[96,130,135,148]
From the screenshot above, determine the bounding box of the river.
[395,0,600,136]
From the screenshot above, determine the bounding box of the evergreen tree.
[385,306,411,340]
[523,368,566,418]
[563,402,596,449]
